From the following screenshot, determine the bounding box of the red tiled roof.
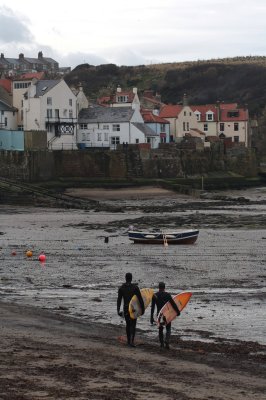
[220,108,248,121]
[159,104,183,118]
[190,105,218,121]
[141,110,169,124]
[97,96,111,105]
[0,79,12,93]
[14,72,45,81]
[219,103,238,110]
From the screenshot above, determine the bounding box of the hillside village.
[0,51,254,155]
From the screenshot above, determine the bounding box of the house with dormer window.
[190,105,218,136]
[97,87,141,110]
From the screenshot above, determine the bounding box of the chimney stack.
[183,93,188,106]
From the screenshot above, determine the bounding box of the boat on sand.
[128,229,199,245]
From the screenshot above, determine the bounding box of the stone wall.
[0,143,258,182]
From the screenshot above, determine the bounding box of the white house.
[12,72,45,130]
[78,105,156,149]
[23,79,78,149]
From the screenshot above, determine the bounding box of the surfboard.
[157,291,192,326]
[129,288,154,319]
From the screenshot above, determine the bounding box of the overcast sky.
[0,0,266,69]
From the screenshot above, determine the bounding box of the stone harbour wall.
[0,143,258,182]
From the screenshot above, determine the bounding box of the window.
[204,123,208,131]
[186,122,189,131]
[136,139,139,144]
[234,123,239,131]
[63,109,67,117]
[183,122,186,131]
[47,124,53,133]
[112,124,120,132]
[195,112,201,121]
[184,111,186,116]
[161,124,166,133]
[117,95,128,103]
[69,99,72,106]
[234,136,239,142]
[103,125,109,130]
[97,132,102,141]
[104,132,109,141]
[69,110,73,118]
[228,111,239,118]
[55,109,59,118]
[21,100,23,107]
[14,82,30,89]
[20,110,23,121]
[47,97,52,105]
[207,113,213,121]
[220,123,224,131]
[80,123,88,129]
[111,136,120,145]
[5,117,7,127]
[47,109,52,118]
[18,125,24,131]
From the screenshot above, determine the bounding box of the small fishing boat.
[128,229,199,245]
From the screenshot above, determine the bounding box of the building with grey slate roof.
[0,51,61,76]
[77,105,160,149]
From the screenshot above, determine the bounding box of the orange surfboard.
[157,291,192,326]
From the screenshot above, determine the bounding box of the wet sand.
[1,301,265,400]
[0,187,266,399]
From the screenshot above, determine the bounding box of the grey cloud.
[0,7,33,44]
[58,52,109,68]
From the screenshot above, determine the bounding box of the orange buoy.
[26,250,33,257]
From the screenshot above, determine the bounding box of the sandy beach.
[0,301,265,400]
[0,186,266,399]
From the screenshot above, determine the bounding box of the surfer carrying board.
[117,272,145,347]
[150,282,180,349]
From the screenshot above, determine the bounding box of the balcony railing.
[45,117,77,124]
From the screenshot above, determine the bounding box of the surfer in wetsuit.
[117,272,145,347]
[150,282,180,349]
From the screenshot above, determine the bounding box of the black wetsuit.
[117,282,144,345]
[151,291,180,347]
